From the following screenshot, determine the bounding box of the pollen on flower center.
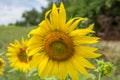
[44,32,74,61]
[18,48,28,63]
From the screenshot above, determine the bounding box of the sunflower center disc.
[44,32,73,61]
[18,48,28,63]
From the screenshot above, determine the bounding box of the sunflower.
[28,2,101,80]
[0,58,5,75]
[6,38,31,72]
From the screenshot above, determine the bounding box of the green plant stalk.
[98,73,101,80]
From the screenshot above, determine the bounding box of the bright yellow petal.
[75,46,102,58]
[27,43,42,51]
[74,55,96,69]
[27,44,43,56]
[21,37,25,44]
[50,3,59,30]
[71,57,89,77]
[40,59,53,78]
[28,28,40,37]
[28,47,42,57]
[8,57,18,62]
[72,36,99,45]
[38,55,49,76]
[52,61,59,77]
[7,48,19,53]
[6,53,16,56]
[87,24,94,30]
[22,63,28,72]
[64,17,79,32]
[38,20,50,31]
[66,60,79,80]
[67,17,87,33]
[69,27,94,37]
[27,36,43,56]
[29,53,44,69]
[11,40,21,48]
[59,2,66,31]
[44,9,56,31]
[28,27,47,38]
[28,35,43,45]
[59,61,67,80]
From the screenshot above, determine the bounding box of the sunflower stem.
[98,73,101,80]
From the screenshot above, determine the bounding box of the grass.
[0,26,120,80]
[0,26,36,52]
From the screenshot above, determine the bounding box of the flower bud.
[95,60,113,77]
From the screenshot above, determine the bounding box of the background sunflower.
[6,38,30,72]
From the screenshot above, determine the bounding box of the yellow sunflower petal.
[69,24,95,36]
[22,63,28,72]
[72,36,100,45]
[7,47,19,53]
[27,43,42,50]
[28,28,40,37]
[8,57,18,62]
[75,46,102,58]
[38,55,49,76]
[50,3,59,29]
[87,24,94,30]
[59,61,67,80]
[52,61,59,77]
[74,55,96,69]
[6,53,16,56]
[12,40,21,48]
[38,20,50,31]
[40,59,53,78]
[28,27,47,37]
[67,18,88,32]
[66,60,79,80]
[45,17,56,31]
[29,47,43,57]
[27,44,43,55]
[64,17,79,32]
[59,2,66,30]
[45,9,51,18]
[29,53,44,69]
[45,10,55,31]
[69,29,94,37]
[27,36,43,56]
[71,57,89,77]
[21,37,25,44]
[28,35,43,45]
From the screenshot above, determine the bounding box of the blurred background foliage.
[1,0,120,80]
[12,0,120,40]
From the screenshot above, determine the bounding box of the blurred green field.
[0,26,120,80]
[0,26,36,52]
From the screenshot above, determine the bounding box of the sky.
[0,0,48,25]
